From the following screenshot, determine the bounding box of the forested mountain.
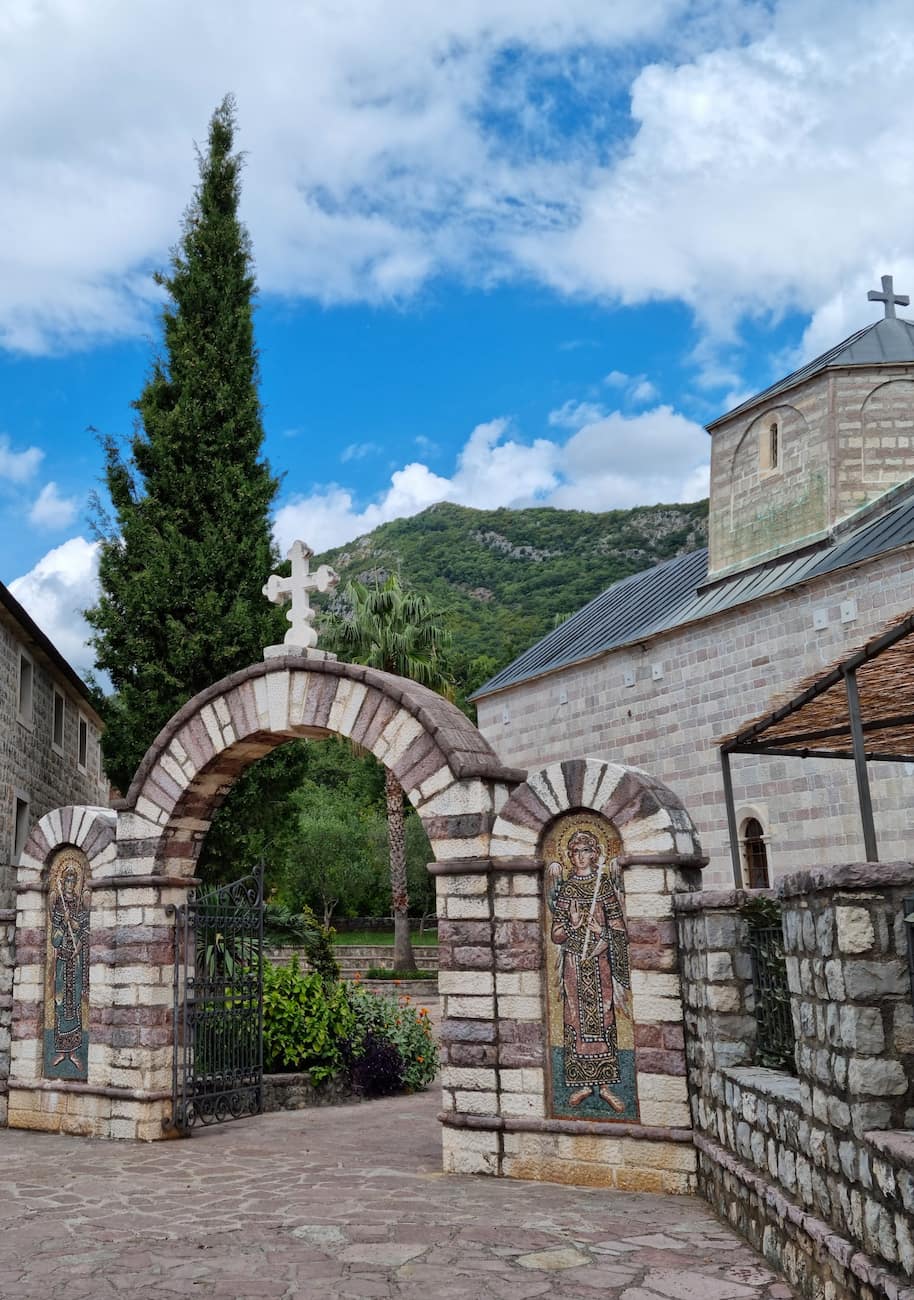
[315,500,709,693]
[201,498,708,900]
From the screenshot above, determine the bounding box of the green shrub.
[264,902,340,983]
[262,959,354,1082]
[346,983,438,1092]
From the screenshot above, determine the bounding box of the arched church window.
[742,817,770,888]
[760,418,780,471]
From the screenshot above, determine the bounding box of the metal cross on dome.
[262,540,338,651]
[868,274,910,319]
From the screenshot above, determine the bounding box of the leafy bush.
[347,1030,405,1097]
[346,982,438,1093]
[262,959,354,1082]
[264,902,340,983]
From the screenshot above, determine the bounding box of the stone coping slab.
[865,1129,914,1173]
[778,860,914,898]
[673,888,776,913]
[722,1067,804,1106]
[440,1110,694,1143]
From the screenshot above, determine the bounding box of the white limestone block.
[631,971,682,999]
[440,1066,497,1090]
[496,972,542,997]
[638,1098,691,1128]
[631,992,683,1022]
[527,766,567,815]
[636,1072,688,1103]
[494,895,539,921]
[499,1090,544,1118]
[446,874,488,897]
[454,1090,500,1115]
[497,995,542,1021]
[443,896,490,920]
[445,995,495,1019]
[623,867,666,894]
[328,679,368,736]
[438,970,494,996]
[624,893,674,919]
[418,781,493,817]
[266,670,292,732]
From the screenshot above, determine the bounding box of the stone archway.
[8,661,708,1198]
[8,656,524,1141]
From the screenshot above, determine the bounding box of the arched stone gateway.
[9,660,707,1194]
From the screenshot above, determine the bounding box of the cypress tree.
[88,96,282,792]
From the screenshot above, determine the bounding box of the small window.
[13,796,30,862]
[52,688,65,754]
[760,417,781,472]
[17,650,33,726]
[77,714,88,772]
[742,817,770,889]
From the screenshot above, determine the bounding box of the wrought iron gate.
[170,865,264,1132]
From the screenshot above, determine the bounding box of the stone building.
[473,287,914,888]
[0,580,107,907]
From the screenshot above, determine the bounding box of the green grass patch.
[333,930,437,947]
[363,968,438,980]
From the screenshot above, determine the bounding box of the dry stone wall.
[676,864,914,1300]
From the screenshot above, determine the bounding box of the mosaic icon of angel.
[545,819,632,1113]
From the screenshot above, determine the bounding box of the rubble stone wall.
[675,865,914,1300]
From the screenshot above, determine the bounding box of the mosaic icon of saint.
[48,859,90,1073]
[547,828,631,1111]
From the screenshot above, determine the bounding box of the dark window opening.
[743,817,770,888]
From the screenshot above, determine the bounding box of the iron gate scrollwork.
[170,864,264,1132]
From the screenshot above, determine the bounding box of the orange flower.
[417,1056,424,1063]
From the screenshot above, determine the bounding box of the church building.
[473,279,914,887]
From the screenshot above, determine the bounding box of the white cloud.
[340,441,383,463]
[549,400,606,430]
[10,0,910,374]
[276,417,559,551]
[604,371,629,388]
[28,481,79,529]
[0,0,687,354]
[9,537,100,677]
[552,405,709,509]
[630,378,658,404]
[0,434,43,482]
[276,404,705,552]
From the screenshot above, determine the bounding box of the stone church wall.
[675,865,914,1300]
[708,365,914,578]
[0,606,107,909]
[476,542,914,889]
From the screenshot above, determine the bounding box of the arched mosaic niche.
[542,811,638,1123]
[43,846,91,1082]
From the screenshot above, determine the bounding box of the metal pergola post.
[720,748,744,887]
[844,667,879,862]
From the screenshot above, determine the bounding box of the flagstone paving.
[0,1088,796,1299]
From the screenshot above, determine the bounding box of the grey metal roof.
[708,316,914,429]
[472,489,914,699]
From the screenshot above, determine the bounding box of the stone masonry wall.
[675,864,914,1300]
[0,908,15,1123]
[0,605,107,908]
[708,364,914,577]
[476,541,914,889]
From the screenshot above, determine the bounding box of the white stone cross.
[868,274,910,320]
[263,540,338,651]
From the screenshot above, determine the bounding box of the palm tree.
[330,575,451,974]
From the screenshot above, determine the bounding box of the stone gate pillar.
[7,806,189,1139]
[436,758,707,1192]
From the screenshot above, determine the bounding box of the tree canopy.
[87,96,282,791]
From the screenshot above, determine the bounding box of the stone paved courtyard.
[0,1088,796,1300]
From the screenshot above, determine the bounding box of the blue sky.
[2,0,913,674]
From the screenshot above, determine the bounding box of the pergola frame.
[719,610,914,884]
